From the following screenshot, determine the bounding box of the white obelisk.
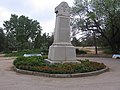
[47,2,76,63]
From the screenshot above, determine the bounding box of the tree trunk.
[93,31,98,54]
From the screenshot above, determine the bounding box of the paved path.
[0,56,120,90]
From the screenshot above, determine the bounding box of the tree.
[72,0,120,53]
[0,27,5,51]
[3,14,42,50]
[71,37,81,46]
[34,31,42,49]
[34,32,53,55]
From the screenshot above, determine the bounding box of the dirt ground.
[75,46,104,54]
[0,55,120,90]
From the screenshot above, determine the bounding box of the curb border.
[13,66,109,78]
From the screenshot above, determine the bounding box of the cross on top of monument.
[55,1,71,17]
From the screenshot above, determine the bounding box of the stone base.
[48,43,77,63]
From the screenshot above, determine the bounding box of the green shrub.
[103,48,113,54]
[76,49,87,54]
[5,49,41,57]
[42,55,48,59]
[3,51,12,54]
[13,56,47,68]
[13,56,106,74]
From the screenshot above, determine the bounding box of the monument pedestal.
[45,2,77,64]
[47,43,76,63]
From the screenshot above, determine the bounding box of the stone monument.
[46,1,76,63]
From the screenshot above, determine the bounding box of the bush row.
[5,49,42,57]
[76,49,87,54]
[5,49,87,57]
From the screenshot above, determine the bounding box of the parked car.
[112,54,120,59]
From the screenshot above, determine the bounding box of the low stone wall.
[13,66,109,78]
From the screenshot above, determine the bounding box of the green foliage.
[3,14,42,51]
[80,36,94,47]
[13,56,106,74]
[13,56,47,67]
[102,48,113,54]
[72,0,120,53]
[34,33,53,55]
[5,49,41,57]
[0,27,5,51]
[78,59,105,72]
[71,37,81,46]
[1,14,54,53]
[76,49,87,54]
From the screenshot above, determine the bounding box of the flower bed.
[13,56,106,74]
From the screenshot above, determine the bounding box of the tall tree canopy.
[72,0,120,53]
[3,14,42,50]
[0,27,5,51]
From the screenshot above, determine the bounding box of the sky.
[0,0,74,34]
